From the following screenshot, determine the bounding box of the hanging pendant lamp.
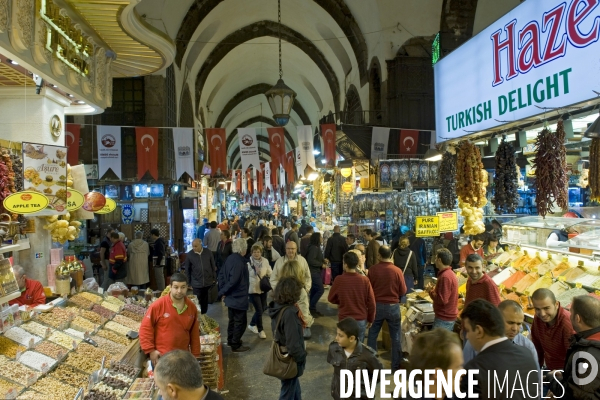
[265,0,296,126]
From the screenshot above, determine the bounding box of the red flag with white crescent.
[270,161,278,188]
[135,127,159,180]
[236,170,242,194]
[399,130,419,155]
[320,123,336,166]
[267,127,285,168]
[284,150,295,185]
[206,128,227,176]
[257,164,264,191]
[65,124,80,167]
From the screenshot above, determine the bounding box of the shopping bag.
[322,267,331,285]
[208,284,218,304]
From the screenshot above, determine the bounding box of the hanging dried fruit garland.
[439,151,457,210]
[533,120,568,217]
[492,139,519,214]
[0,149,17,218]
[589,138,600,202]
[456,141,487,235]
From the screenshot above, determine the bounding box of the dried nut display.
[92,336,126,355]
[4,327,42,346]
[95,330,130,346]
[0,377,23,396]
[48,331,80,348]
[68,296,94,310]
[77,292,104,304]
[100,301,121,313]
[50,364,89,388]
[104,322,131,336]
[112,315,140,331]
[105,372,133,384]
[103,296,125,307]
[70,316,98,333]
[102,375,129,389]
[34,341,66,359]
[84,390,119,400]
[65,352,101,373]
[64,328,85,339]
[123,304,146,316]
[91,305,116,320]
[16,390,48,400]
[76,343,116,362]
[77,309,106,325]
[110,362,140,379]
[93,382,127,397]
[35,313,63,329]
[31,377,79,399]
[0,355,38,386]
[120,310,143,322]
[0,336,26,358]
[20,322,52,338]
[17,351,57,371]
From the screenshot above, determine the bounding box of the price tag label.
[576,282,583,289]
[40,363,49,374]
[28,338,34,349]
[98,288,104,294]
[6,388,16,400]
[511,286,518,292]
[499,284,505,292]
[26,373,36,386]
[72,340,77,350]
[15,351,22,360]
[558,276,566,282]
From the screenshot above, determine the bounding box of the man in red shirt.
[366,246,406,371]
[464,254,501,307]
[459,234,485,267]
[140,273,200,365]
[9,265,45,307]
[531,288,574,375]
[328,251,376,343]
[107,231,127,285]
[426,248,458,331]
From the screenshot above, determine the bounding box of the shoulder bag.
[403,250,413,274]
[263,306,298,380]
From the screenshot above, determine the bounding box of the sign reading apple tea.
[3,191,49,214]
[22,142,68,216]
[66,189,85,211]
[415,216,440,237]
[95,198,116,214]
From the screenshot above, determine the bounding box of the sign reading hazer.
[434,0,600,142]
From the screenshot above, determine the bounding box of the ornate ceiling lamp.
[265,0,297,126]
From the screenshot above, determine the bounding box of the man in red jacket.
[328,252,376,343]
[426,248,458,331]
[366,245,406,371]
[464,254,501,307]
[140,273,200,365]
[9,265,45,307]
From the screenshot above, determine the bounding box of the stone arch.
[216,83,310,129]
[179,84,195,128]
[194,21,341,113]
[344,84,362,125]
[369,57,383,125]
[175,0,368,83]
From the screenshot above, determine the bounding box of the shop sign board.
[3,191,49,214]
[437,211,458,232]
[415,216,440,237]
[434,0,600,142]
[95,198,116,214]
[66,189,84,211]
[22,142,68,215]
[341,182,354,193]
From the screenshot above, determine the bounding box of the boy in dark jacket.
[183,239,216,315]
[327,318,382,400]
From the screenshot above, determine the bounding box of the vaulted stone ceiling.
[135,0,519,168]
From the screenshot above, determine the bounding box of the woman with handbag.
[247,244,272,339]
[392,236,418,303]
[304,232,325,316]
[278,260,314,337]
[266,277,307,400]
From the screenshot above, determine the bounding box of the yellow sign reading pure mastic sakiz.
[415,216,440,237]
[437,211,458,232]
[66,189,85,211]
[95,198,116,214]
[3,191,49,214]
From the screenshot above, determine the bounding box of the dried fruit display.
[492,139,519,214]
[42,211,82,244]
[439,151,457,209]
[0,149,16,217]
[533,121,568,217]
[590,138,600,201]
[456,141,486,207]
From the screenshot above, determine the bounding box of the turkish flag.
[65,124,80,166]
[267,127,285,168]
[399,130,419,155]
[135,127,159,180]
[247,169,253,194]
[257,164,264,191]
[271,161,278,187]
[205,128,227,176]
[321,123,336,166]
[284,150,295,185]
[236,170,242,194]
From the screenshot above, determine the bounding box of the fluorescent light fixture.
[67,93,74,98]
[424,148,442,161]
[307,172,319,181]
[313,149,320,155]
[7,59,17,65]
[76,100,85,104]
[173,185,179,192]
[295,183,303,188]
[134,185,139,192]
[146,186,151,193]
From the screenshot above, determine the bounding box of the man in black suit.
[460,299,540,400]
[324,225,348,282]
[271,228,285,257]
